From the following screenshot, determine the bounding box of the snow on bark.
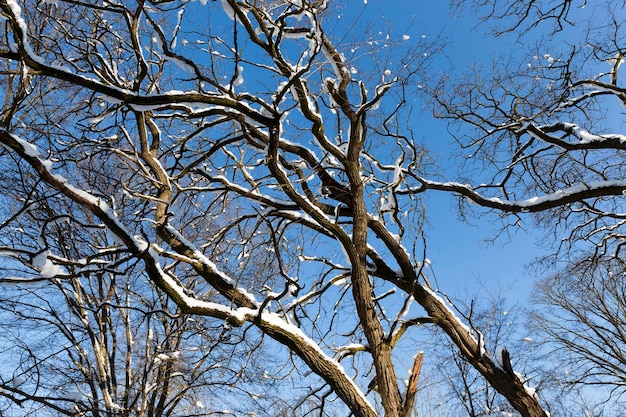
[0,129,149,254]
[418,178,626,213]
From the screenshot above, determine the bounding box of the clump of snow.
[495,346,506,368]
[333,278,347,286]
[12,376,25,387]
[524,383,536,397]
[32,251,64,278]
[233,65,244,86]
[155,353,170,362]
[66,391,82,401]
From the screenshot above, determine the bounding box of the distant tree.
[529,259,626,413]
[428,295,534,417]
[0,189,280,416]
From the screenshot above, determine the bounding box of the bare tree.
[0,186,282,416]
[0,0,571,416]
[427,0,626,265]
[423,0,626,414]
[529,258,626,412]
[0,274,237,417]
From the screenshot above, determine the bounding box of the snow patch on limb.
[560,122,626,144]
[419,177,626,212]
[360,78,397,113]
[523,121,626,148]
[0,276,47,286]
[221,0,236,20]
[32,250,65,278]
[502,180,626,208]
[145,246,256,323]
[258,310,375,414]
[422,285,480,346]
[10,133,39,157]
[335,343,368,354]
[4,0,38,59]
[3,0,71,73]
[162,223,259,306]
[165,54,196,74]
[495,346,510,370]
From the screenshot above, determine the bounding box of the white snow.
[423,286,478,345]
[5,1,40,61]
[524,383,537,397]
[165,55,195,74]
[7,132,154,257]
[66,391,83,401]
[233,65,244,86]
[32,251,64,278]
[145,246,260,321]
[87,115,106,126]
[332,278,347,286]
[170,9,185,49]
[494,346,506,368]
[608,53,624,70]
[162,224,258,310]
[12,134,40,157]
[423,178,626,210]
[12,376,25,387]
[257,310,375,412]
[560,122,626,145]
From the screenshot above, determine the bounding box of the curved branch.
[417,177,626,213]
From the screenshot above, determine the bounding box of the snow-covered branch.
[417,178,626,213]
